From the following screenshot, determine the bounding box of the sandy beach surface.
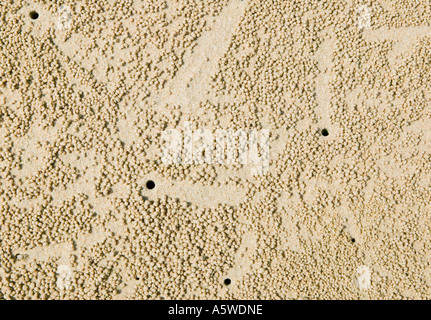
[1,0,431,299]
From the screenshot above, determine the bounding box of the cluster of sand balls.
[1,0,431,300]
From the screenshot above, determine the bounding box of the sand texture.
[1,0,431,299]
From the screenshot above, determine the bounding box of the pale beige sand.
[1,0,431,299]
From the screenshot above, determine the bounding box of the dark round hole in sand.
[29,11,39,20]
[321,128,329,137]
[351,238,356,243]
[224,278,231,285]
[146,180,155,190]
